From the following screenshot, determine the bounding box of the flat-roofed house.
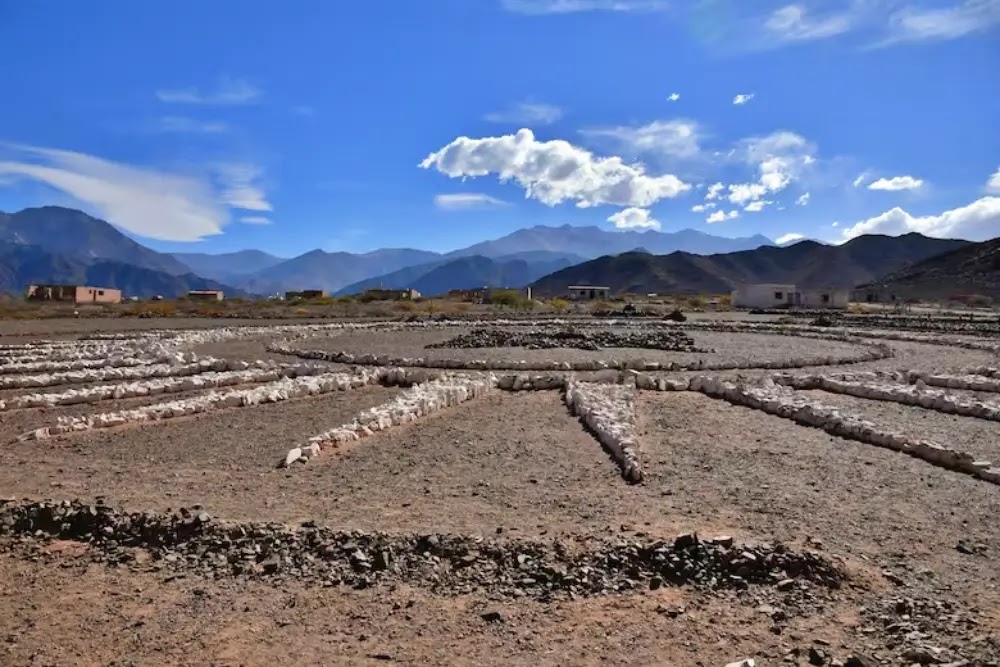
[26,284,123,305]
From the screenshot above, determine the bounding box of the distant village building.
[362,288,420,301]
[568,285,611,301]
[285,289,327,300]
[187,290,225,302]
[851,288,900,304]
[447,288,488,303]
[26,284,122,305]
[732,283,849,309]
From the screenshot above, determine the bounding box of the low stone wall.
[0,362,333,411]
[0,499,845,598]
[564,380,643,483]
[0,354,158,376]
[682,376,1000,485]
[284,373,497,466]
[267,341,892,373]
[18,368,388,442]
[773,373,1000,422]
[0,356,240,390]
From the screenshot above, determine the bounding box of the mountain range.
[530,234,971,296]
[1,205,993,302]
[858,237,1000,300]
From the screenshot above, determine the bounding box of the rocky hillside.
[858,237,1000,300]
[531,233,969,296]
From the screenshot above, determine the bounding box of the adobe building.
[26,284,123,305]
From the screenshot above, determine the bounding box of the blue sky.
[0,0,998,258]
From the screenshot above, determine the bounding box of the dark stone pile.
[427,328,711,353]
[1,500,842,600]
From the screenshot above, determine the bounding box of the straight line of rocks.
[564,380,643,483]
[772,373,1000,423]
[17,368,391,443]
[283,373,497,466]
[0,362,335,412]
[0,499,846,600]
[0,356,251,390]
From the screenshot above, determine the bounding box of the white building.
[568,285,610,300]
[731,284,796,309]
[731,284,849,309]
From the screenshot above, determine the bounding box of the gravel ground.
[299,328,869,368]
[0,386,400,510]
[798,388,1000,461]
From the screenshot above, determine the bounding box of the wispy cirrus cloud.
[157,116,229,134]
[484,101,564,125]
[156,77,262,106]
[0,143,228,241]
[500,0,667,14]
[879,0,1000,46]
[764,4,853,42]
[240,216,271,225]
[580,119,702,159]
[434,193,510,210]
[213,163,272,212]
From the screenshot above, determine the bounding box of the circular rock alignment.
[426,327,711,353]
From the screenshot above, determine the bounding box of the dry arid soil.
[1,314,998,666]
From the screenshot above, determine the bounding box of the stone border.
[773,373,1000,422]
[284,373,497,466]
[677,376,1000,485]
[266,340,893,373]
[0,499,846,599]
[564,380,643,483]
[0,362,333,412]
[17,368,389,442]
[0,356,243,391]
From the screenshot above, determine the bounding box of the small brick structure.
[188,290,225,302]
[26,284,122,305]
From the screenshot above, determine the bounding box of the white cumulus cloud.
[764,4,852,42]
[868,175,924,191]
[986,166,1000,193]
[776,232,806,245]
[434,193,510,210]
[0,143,229,241]
[419,128,690,209]
[733,93,755,105]
[796,192,811,206]
[156,77,261,106]
[691,202,717,212]
[580,120,702,159]
[743,199,774,212]
[667,92,680,102]
[725,131,817,205]
[841,196,1000,242]
[706,209,740,223]
[501,0,666,14]
[484,101,563,125]
[705,182,725,200]
[607,207,660,230]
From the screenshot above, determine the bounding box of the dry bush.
[549,298,570,313]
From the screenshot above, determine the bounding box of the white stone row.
[564,380,643,483]
[0,362,332,411]
[283,373,497,466]
[0,354,163,376]
[960,366,1000,379]
[18,368,388,442]
[0,356,242,390]
[0,341,152,364]
[687,376,1000,485]
[773,374,1000,422]
[266,341,892,373]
